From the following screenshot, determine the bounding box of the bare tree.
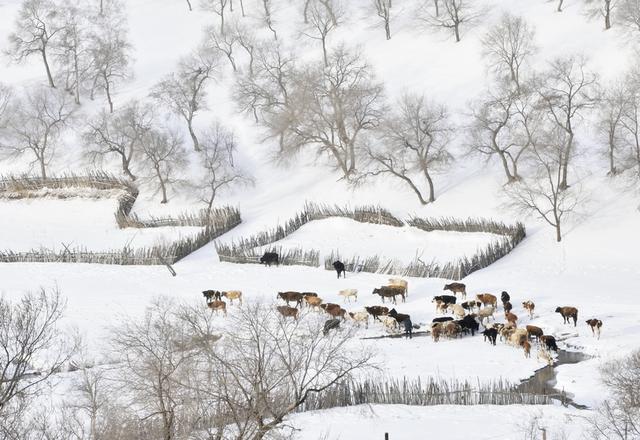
[197,122,250,211]
[204,25,238,72]
[587,350,640,439]
[88,0,132,113]
[585,0,618,29]
[260,0,278,40]
[200,0,229,34]
[231,21,257,76]
[301,0,344,66]
[140,128,187,204]
[373,0,392,40]
[282,46,384,178]
[597,81,627,176]
[363,94,453,204]
[0,289,75,435]
[418,0,483,42]
[469,82,529,183]
[617,0,640,32]
[3,87,75,179]
[505,128,580,242]
[55,1,92,105]
[538,55,599,190]
[151,52,217,152]
[181,303,375,440]
[186,0,193,11]
[7,0,64,88]
[82,100,154,180]
[109,298,198,440]
[481,13,536,91]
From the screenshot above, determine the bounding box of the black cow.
[432,295,457,305]
[482,328,498,345]
[458,315,480,336]
[323,318,341,335]
[333,260,346,278]
[260,252,279,266]
[501,291,510,304]
[503,301,513,313]
[432,316,454,323]
[202,290,221,302]
[541,335,559,352]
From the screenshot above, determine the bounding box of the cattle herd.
[201,258,604,366]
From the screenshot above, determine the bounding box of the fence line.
[0,173,241,266]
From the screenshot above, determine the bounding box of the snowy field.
[0,198,202,251]
[250,217,504,264]
[1,0,640,436]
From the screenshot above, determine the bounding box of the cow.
[304,295,323,310]
[388,308,410,326]
[447,303,466,319]
[277,291,304,308]
[555,306,578,327]
[349,311,370,328]
[482,328,498,345]
[365,305,389,322]
[260,252,279,266]
[222,290,242,305]
[503,301,513,313]
[458,314,480,336]
[540,335,559,352]
[461,300,481,312]
[373,286,405,304]
[333,260,346,278]
[522,301,535,319]
[443,282,466,298]
[432,316,454,324]
[338,289,358,303]
[323,318,341,335]
[207,300,227,316]
[505,311,518,326]
[526,325,544,341]
[477,306,495,324]
[433,295,457,305]
[388,278,409,296]
[521,340,531,358]
[501,291,510,304]
[586,319,603,339]
[202,290,221,303]
[476,293,498,308]
[277,306,298,320]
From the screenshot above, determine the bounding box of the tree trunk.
[555,222,561,242]
[187,117,200,151]
[122,155,136,181]
[423,168,435,202]
[39,159,47,180]
[385,21,391,40]
[608,130,617,176]
[239,0,245,16]
[321,36,328,67]
[159,178,168,204]
[454,23,460,42]
[498,151,516,183]
[42,49,56,88]
[604,1,611,29]
[103,72,114,113]
[186,0,192,11]
[433,0,439,16]
[559,132,573,190]
[557,0,563,12]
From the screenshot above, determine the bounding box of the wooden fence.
[0,173,241,266]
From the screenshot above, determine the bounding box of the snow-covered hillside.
[1,0,639,438]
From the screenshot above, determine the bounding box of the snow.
[1,0,639,434]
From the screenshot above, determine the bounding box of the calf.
[521,340,531,358]
[202,290,221,302]
[260,252,279,266]
[365,305,389,322]
[323,318,341,335]
[338,288,358,303]
[277,305,298,320]
[333,260,346,278]
[555,306,578,327]
[482,328,498,345]
[434,300,448,315]
[349,311,370,328]
[431,323,443,342]
[540,335,559,352]
[433,295,457,305]
[207,300,227,316]
[373,286,405,304]
[278,291,304,308]
[501,291,510,304]
[503,301,513,313]
[222,290,242,305]
[304,295,323,310]
[461,300,481,312]
[505,311,518,326]
[476,293,498,308]
[586,319,603,339]
[525,325,544,341]
[522,301,535,319]
[443,282,466,298]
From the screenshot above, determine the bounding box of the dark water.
[517,349,590,409]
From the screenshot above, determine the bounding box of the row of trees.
[0,290,373,440]
[7,0,131,110]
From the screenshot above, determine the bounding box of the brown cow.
[521,340,531,358]
[525,325,544,341]
[555,306,578,327]
[207,300,227,316]
[505,311,518,326]
[365,305,389,322]
[476,293,497,308]
[325,306,347,320]
[304,295,323,309]
[373,286,405,304]
[277,306,299,320]
[586,319,603,339]
[222,290,242,305]
[444,282,467,298]
[278,291,304,308]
